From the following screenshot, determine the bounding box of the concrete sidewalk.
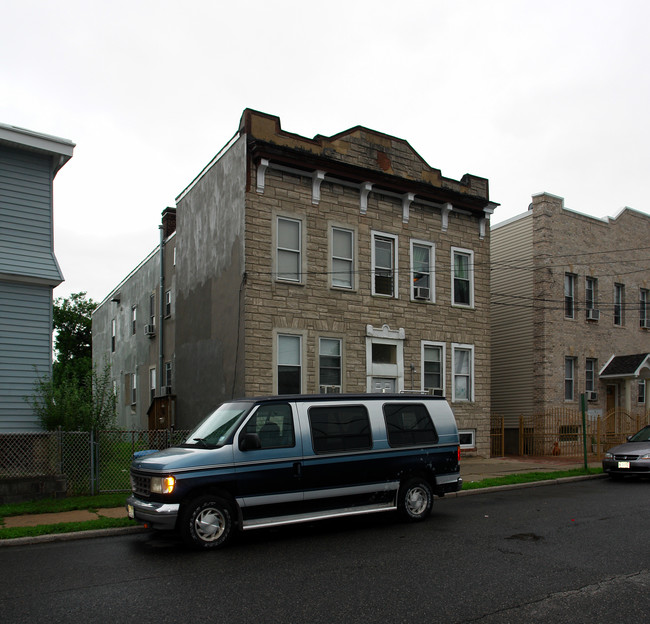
[1,455,603,537]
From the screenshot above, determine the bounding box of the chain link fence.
[0,429,190,497]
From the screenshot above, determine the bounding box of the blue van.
[126,394,462,549]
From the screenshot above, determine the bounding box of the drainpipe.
[158,225,165,397]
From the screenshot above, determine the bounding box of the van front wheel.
[398,478,433,521]
[180,495,233,549]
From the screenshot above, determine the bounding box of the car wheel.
[398,478,433,521]
[180,495,234,549]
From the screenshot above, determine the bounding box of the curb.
[0,525,147,548]
[447,472,607,498]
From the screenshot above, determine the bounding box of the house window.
[131,373,137,405]
[411,240,434,302]
[452,248,473,307]
[586,359,597,393]
[372,231,398,297]
[640,289,649,328]
[452,344,473,402]
[149,368,156,402]
[149,293,156,326]
[165,361,172,388]
[131,306,137,335]
[639,380,646,404]
[565,357,576,401]
[422,342,444,394]
[586,277,597,317]
[614,283,625,326]
[277,216,302,282]
[459,430,476,449]
[111,319,116,352]
[319,338,342,391]
[165,290,172,317]
[277,334,302,394]
[331,227,354,289]
[564,273,576,319]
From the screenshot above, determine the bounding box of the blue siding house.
[0,123,74,431]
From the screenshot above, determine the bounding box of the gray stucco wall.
[175,135,246,428]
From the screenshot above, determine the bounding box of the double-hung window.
[451,248,473,307]
[372,232,398,297]
[585,277,597,319]
[614,283,625,326]
[277,334,302,394]
[277,217,302,282]
[586,359,597,393]
[111,319,116,352]
[319,338,342,392]
[422,342,444,395]
[411,240,434,302]
[639,380,646,404]
[452,344,473,402]
[565,357,576,401]
[165,290,172,317]
[131,306,137,335]
[564,273,576,319]
[640,288,649,328]
[331,227,354,289]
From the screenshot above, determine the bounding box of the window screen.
[384,403,438,447]
[308,405,371,454]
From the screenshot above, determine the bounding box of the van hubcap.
[406,486,428,515]
[195,508,226,541]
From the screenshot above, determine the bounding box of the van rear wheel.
[179,495,234,549]
[398,478,433,521]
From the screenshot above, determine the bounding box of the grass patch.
[0,493,128,518]
[462,467,603,490]
[0,516,138,540]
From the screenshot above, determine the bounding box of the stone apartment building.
[491,193,650,452]
[93,109,496,455]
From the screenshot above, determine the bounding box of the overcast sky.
[3,0,649,303]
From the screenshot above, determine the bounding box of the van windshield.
[183,402,253,448]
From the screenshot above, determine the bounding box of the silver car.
[603,425,650,479]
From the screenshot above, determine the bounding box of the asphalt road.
[2,478,649,623]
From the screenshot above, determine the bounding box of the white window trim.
[564,273,576,319]
[451,343,474,402]
[421,341,445,394]
[585,358,597,393]
[371,230,399,298]
[273,329,307,394]
[565,357,576,402]
[458,429,476,449]
[274,214,306,284]
[318,336,344,391]
[329,224,357,291]
[451,247,474,308]
[410,239,435,303]
[614,283,625,326]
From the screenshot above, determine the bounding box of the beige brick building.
[492,193,650,452]
[173,110,496,454]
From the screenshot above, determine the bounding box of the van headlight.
[150,476,176,494]
[604,452,613,459]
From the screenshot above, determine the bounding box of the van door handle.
[293,462,302,478]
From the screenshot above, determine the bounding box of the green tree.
[27,292,117,431]
[52,292,96,384]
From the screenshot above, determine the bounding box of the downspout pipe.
[158,225,165,396]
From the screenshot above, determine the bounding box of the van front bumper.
[126,495,179,531]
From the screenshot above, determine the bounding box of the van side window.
[308,405,372,454]
[244,403,295,449]
[383,403,438,447]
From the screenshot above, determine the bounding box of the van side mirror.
[239,433,262,451]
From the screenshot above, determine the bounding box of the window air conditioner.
[319,385,341,394]
[163,386,173,395]
[414,287,430,300]
[425,388,444,397]
[144,324,156,337]
[586,308,600,321]
[586,391,598,402]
